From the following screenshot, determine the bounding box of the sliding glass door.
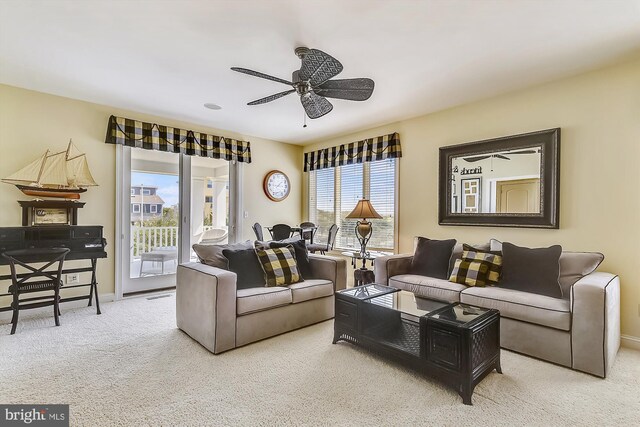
[117,147,237,296]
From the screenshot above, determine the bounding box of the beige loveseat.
[374,244,620,378]
[176,254,347,354]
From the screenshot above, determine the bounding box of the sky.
[132,172,179,206]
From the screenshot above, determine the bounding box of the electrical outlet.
[243,211,249,219]
[65,273,80,285]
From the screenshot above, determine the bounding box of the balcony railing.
[131,225,216,258]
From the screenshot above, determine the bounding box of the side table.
[341,251,389,287]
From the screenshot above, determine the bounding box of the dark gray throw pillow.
[410,237,457,279]
[269,239,311,280]
[222,248,266,289]
[499,242,563,298]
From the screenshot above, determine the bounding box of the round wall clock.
[263,170,290,202]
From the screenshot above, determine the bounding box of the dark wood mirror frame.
[439,128,560,229]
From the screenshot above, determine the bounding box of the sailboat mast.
[35,150,50,185]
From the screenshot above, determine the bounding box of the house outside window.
[150,204,157,213]
[308,158,397,252]
[142,189,151,195]
[132,204,141,213]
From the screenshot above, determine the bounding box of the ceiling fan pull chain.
[303,110,307,128]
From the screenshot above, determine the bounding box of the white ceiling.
[1,0,640,145]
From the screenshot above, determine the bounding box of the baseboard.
[0,293,115,324]
[621,335,640,351]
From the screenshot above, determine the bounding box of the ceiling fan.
[231,47,374,121]
[463,149,539,163]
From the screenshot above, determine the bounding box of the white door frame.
[115,146,241,299]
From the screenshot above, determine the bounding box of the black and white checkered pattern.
[105,115,252,163]
[303,132,402,172]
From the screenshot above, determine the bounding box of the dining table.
[267,225,318,243]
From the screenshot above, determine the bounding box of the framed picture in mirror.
[439,128,560,228]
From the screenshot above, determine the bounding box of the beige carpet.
[1,294,639,426]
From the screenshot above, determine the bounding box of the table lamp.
[346,199,382,257]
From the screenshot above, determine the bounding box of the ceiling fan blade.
[463,155,491,162]
[298,49,343,86]
[315,78,375,101]
[247,89,296,105]
[301,92,333,119]
[231,67,293,86]
[494,154,510,160]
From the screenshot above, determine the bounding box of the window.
[205,196,213,203]
[131,188,135,195]
[150,204,157,213]
[308,158,397,251]
[132,204,141,213]
[142,189,151,195]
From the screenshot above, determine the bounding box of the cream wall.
[303,57,640,339]
[0,84,302,302]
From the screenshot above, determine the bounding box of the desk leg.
[89,258,101,315]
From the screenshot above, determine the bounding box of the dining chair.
[2,247,70,335]
[252,222,264,241]
[307,224,339,255]
[299,221,317,242]
[269,224,293,241]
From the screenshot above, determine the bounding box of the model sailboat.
[2,140,98,199]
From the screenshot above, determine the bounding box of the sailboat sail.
[1,151,48,184]
[67,154,98,187]
[39,151,68,186]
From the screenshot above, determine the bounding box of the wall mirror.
[439,128,560,228]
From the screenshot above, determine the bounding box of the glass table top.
[338,284,397,300]
[366,290,450,319]
[429,303,492,325]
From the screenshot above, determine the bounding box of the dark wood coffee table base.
[333,288,501,405]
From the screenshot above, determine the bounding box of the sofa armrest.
[308,254,347,292]
[374,254,413,286]
[570,272,620,377]
[176,262,237,354]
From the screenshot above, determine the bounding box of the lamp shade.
[346,199,382,219]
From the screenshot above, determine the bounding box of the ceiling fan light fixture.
[203,103,222,110]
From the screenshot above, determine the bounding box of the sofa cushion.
[460,286,571,331]
[499,242,563,298]
[449,258,491,287]
[269,239,312,280]
[193,240,253,269]
[462,244,502,285]
[236,287,292,315]
[389,274,465,303]
[410,237,457,280]
[255,246,302,287]
[222,248,266,289]
[288,279,334,303]
[449,242,490,276]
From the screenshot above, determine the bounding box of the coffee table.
[333,284,501,405]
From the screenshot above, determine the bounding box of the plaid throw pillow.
[462,244,503,285]
[255,246,302,287]
[449,258,491,287]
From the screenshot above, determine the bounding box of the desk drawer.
[335,299,357,329]
[0,229,25,242]
[72,227,102,239]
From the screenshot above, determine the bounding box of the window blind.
[307,158,397,252]
[309,168,335,243]
[337,163,363,248]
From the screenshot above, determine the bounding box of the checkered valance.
[105,115,251,163]
[303,132,401,172]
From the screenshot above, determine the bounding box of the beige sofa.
[176,254,347,354]
[374,247,620,378]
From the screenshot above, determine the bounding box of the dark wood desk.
[0,226,107,314]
